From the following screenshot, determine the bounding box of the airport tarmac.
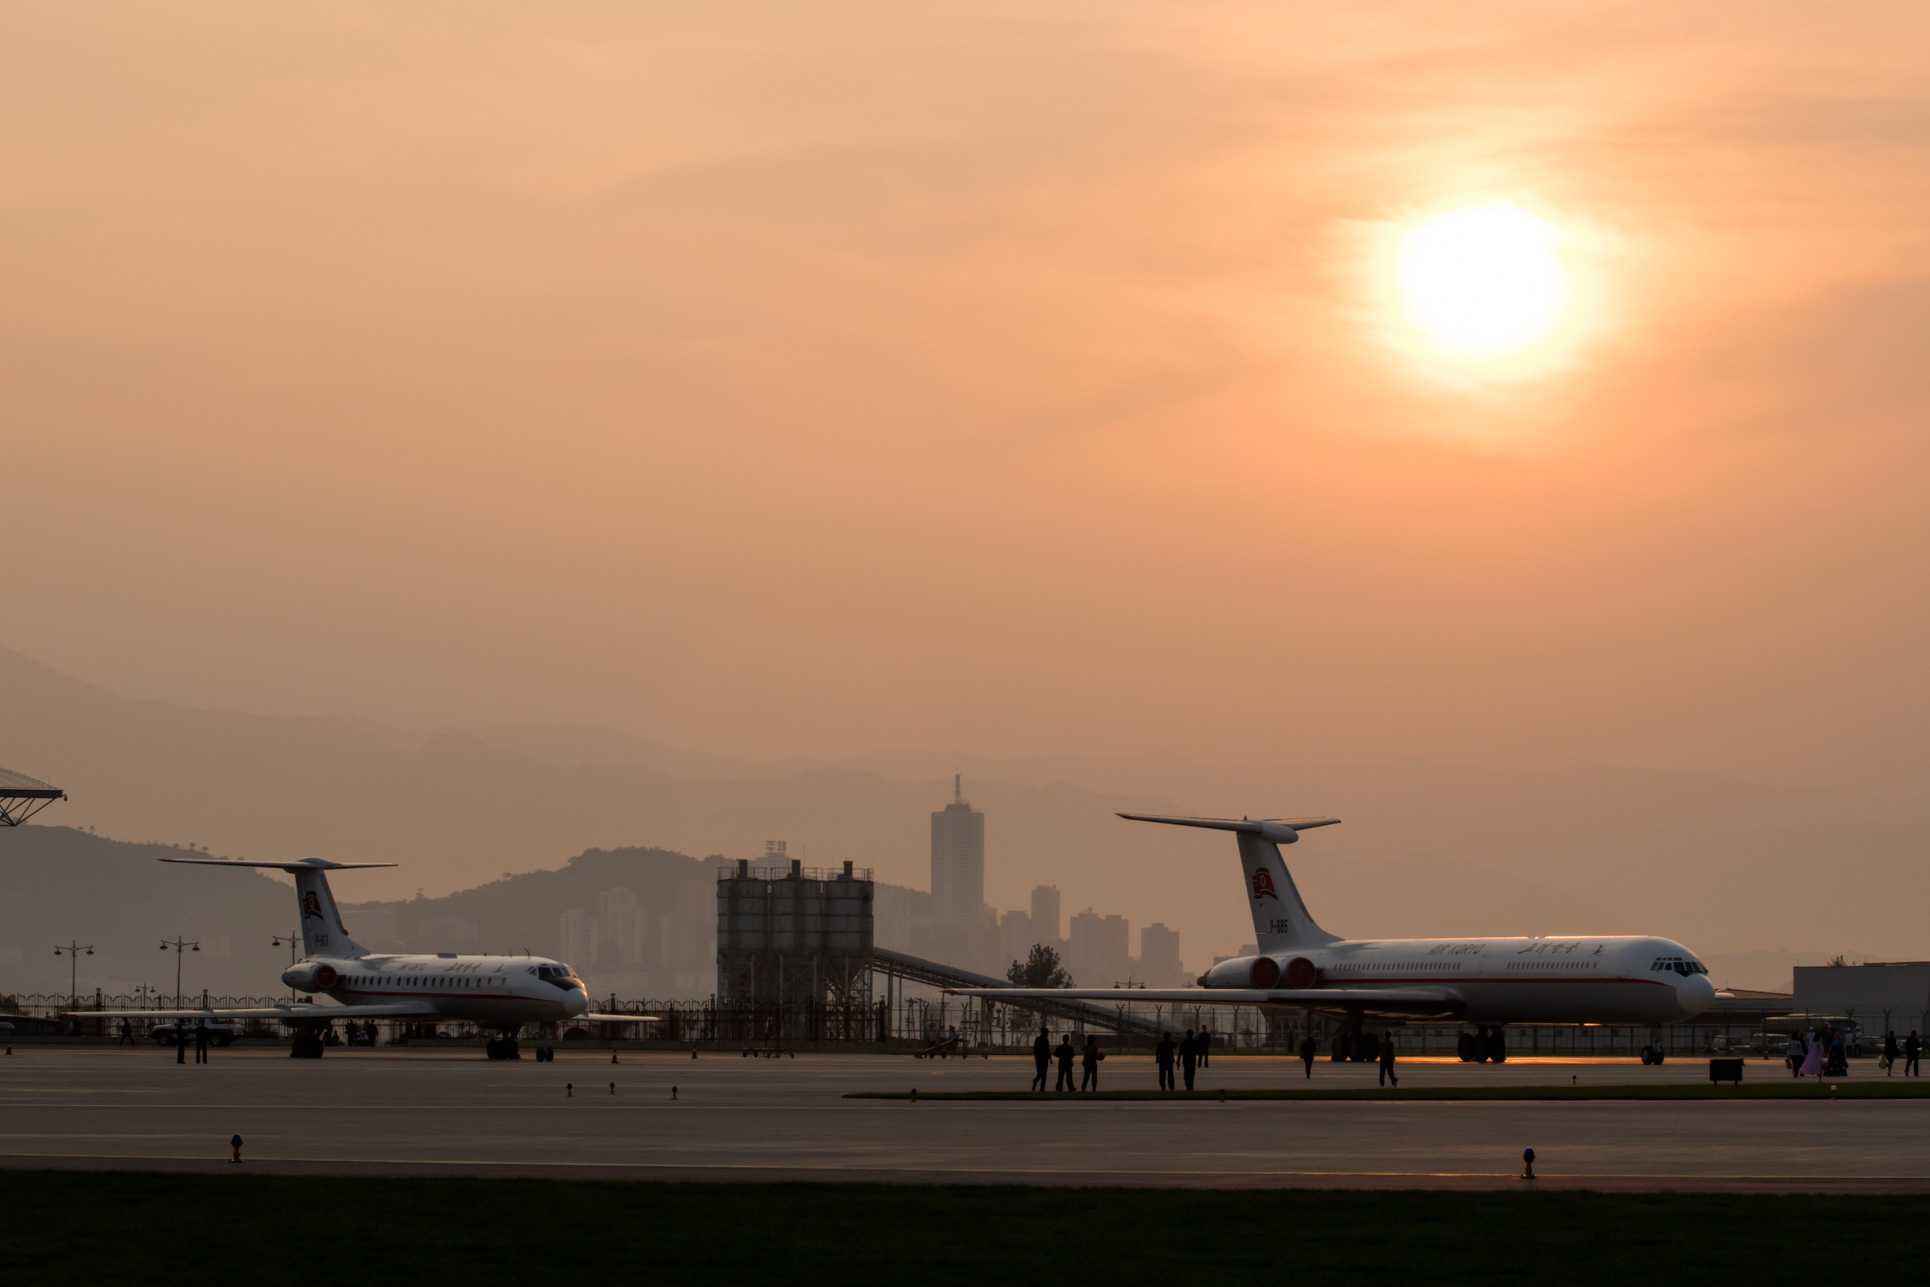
[2,1046,1925,1191]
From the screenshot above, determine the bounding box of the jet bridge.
[873,947,1166,1042]
[0,766,65,826]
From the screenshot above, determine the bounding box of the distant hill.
[0,825,292,998]
[3,644,1927,977]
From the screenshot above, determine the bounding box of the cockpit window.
[1650,956,1708,976]
[536,964,581,990]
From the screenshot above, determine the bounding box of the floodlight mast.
[53,941,93,1017]
[159,937,200,1009]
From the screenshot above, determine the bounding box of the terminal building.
[1792,962,1930,1036]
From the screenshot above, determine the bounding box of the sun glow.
[1395,203,1573,360]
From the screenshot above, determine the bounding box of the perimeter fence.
[3,990,1889,1058]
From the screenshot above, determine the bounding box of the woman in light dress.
[1798,1031,1828,1077]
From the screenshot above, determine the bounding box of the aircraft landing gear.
[529,1022,557,1061]
[1330,1011,1370,1061]
[485,1028,524,1060]
[1458,1026,1507,1063]
[290,1032,326,1058]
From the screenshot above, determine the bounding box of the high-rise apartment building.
[998,908,1035,970]
[930,774,985,957]
[594,887,646,966]
[558,907,594,969]
[1030,885,1062,943]
[1139,921,1184,986]
[1068,907,1131,986]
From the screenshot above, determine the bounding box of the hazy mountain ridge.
[2,645,1925,974]
[0,826,293,998]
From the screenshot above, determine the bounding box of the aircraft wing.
[944,986,1462,1016]
[582,1013,662,1023]
[69,1002,442,1021]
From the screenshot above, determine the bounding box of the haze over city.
[5,4,1928,986]
[10,6,1930,1250]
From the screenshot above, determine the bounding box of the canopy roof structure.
[0,766,66,826]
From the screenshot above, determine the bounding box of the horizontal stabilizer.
[1117,814,1339,845]
[583,1013,662,1023]
[159,857,398,872]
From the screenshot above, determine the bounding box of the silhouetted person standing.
[1180,1029,1199,1091]
[194,1024,210,1065]
[1907,1031,1922,1077]
[1884,1031,1900,1075]
[1031,1027,1052,1092]
[117,1020,134,1047]
[1081,1035,1104,1091]
[1377,1031,1398,1087]
[1155,1031,1176,1091]
[175,1025,186,1065]
[1197,1028,1211,1068]
[1298,1034,1317,1079]
[1054,1035,1076,1091]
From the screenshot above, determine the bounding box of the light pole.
[159,937,200,1008]
[52,941,94,1018]
[271,930,300,1003]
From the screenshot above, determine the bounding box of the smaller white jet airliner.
[76,856,649,1057]
[951,814,1716,1059]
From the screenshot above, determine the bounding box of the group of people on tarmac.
[1787,1027,1921,1078]
[1030,1028,1116,1090]
[1026,1025,1402,1090]
[1881,1030,1923,1076]
[1151,1028,1216,1090]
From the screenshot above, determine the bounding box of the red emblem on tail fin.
[1251,868,1277,901]
[301,891,324,921]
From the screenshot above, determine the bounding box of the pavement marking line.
[3,1154,1929,1193]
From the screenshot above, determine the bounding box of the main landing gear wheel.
[1459,1027,1507,1063]
[485,1036,523,1060]
[290,1033,326,1058]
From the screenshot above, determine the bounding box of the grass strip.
[2,1171,1926,1284]
[849,1080,1930,1101]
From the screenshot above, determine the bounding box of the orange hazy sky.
[4,2,1927,796]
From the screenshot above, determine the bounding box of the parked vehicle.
[149,1018,242,1047]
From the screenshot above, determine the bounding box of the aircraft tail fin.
[160,856,391,959]
[1117,814,1340,953]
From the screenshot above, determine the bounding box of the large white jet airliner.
[77,857,647,1057]
[952,814,1716,1059]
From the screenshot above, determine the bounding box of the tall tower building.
[930,773,985,958]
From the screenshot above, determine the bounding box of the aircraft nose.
[564,987,588,1017]
[1678,972,1716,1017]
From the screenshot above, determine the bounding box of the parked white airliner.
[952,814,1716,1053]
[76,856,649,1057]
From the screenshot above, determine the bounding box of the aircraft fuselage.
[285,955,591,1027]
[1199,935,1714,1025]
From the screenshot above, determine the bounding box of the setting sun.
[1396,203,1573,359]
